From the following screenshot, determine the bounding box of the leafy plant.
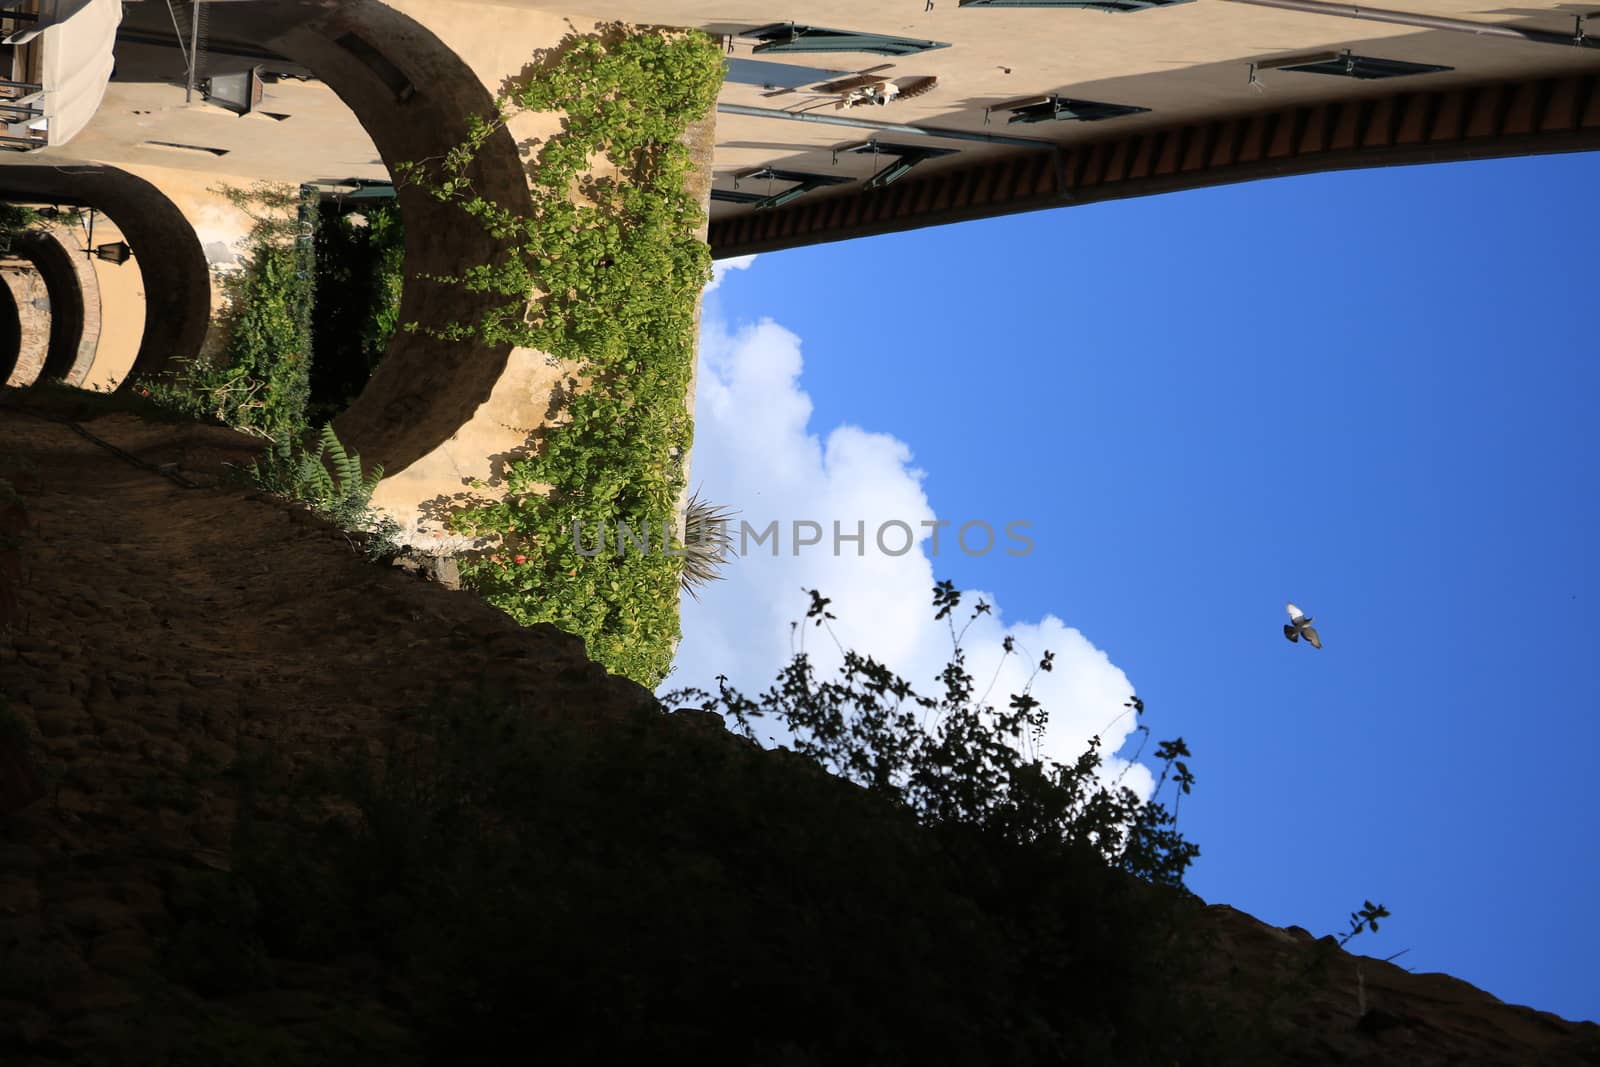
[0,202,43,250]
[679,489,735,598]
[309,201,406,421]
[141,183,316,439]
[669,581,1200,888]
[1340,899,1391,947]
[252,424,399,559]
[256,423,382,510]
[0,201,85,252]
[399,27,725,684]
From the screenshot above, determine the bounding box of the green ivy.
[138,184,315,440]
[402,28,723,685]
[360,207,405,363]
[0,202,80,254]
[309,201,405,422]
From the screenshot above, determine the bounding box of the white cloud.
[671,287,1153,800]
[705,254,757,293]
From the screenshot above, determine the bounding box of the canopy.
[5,0,121,148]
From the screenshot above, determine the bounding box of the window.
[960,0,1193,10]
[724,58,851,90]
[1003,96,1150,124]
[711,188,768,205]
[1278,51,1453,80]
[743,23,950,57]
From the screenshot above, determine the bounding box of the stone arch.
[0,273,18,386]
[0,165,208,381]
[221,0,542,482]
[0,264,50,388]
[15,224,101,387]
[9,1,701,542]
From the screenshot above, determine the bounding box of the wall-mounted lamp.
[91,241,132,264]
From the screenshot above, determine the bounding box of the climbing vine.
[142,183,316,440]
[399,27,723,685]
[309,201,405,423]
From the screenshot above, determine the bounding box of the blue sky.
[674,149,1599,1024]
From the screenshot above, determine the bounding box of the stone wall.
[0,265,50,389]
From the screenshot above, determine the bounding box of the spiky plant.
[680,489,736,599]
[252,423,385,529]
[250,424,400,559]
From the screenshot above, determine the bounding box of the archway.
[19,0,715,549]
[183,0,548,493]
[0,263,50,388]
[16,223,101,386]
[0,165,208,381]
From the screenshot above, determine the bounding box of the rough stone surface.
[1,266,51,390]
[1,406,1596,1064]
[1191,903,1600,1064]
[0,409,654,1058]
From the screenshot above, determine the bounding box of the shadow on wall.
[412,369,579,539]
[0,164,207,382]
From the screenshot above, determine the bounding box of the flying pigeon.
[1284,603,1322,649]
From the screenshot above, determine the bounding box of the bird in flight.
[1284,603,1322,649]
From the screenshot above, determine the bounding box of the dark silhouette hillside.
[2,399,1597,1065]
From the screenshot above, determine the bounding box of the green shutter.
[1006,96,1150,124]
[726,168,855,210]
[1282,52,1453,80]
[744,23,951,57]
[961,0,1195,11]
[843,142,961,189]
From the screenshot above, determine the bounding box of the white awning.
[5,0,121,148]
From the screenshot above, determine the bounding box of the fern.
[312,423,383,510]
[252,423,388,545]
[295,429,335,504]
[249,423,399,560]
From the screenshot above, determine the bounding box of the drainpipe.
[186,2,201,103]
[1223,0,1598,50]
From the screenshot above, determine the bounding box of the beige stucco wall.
[104,163,263,368]
[493,1,1600,222]
[75,216,145,393]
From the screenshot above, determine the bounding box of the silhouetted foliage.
[138,183,315,439]
[309,200,404,422]
[670,581,1200,888]
[193,586,1242,1064]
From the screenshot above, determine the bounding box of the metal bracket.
[730,167,855,209]
[710,187,768,205]
[840,140,960,189]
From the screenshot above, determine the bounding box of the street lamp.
[91,241,131,264]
